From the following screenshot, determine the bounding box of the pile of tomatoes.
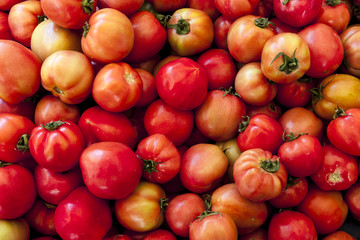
[1,0,360,239]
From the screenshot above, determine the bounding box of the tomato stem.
[81,0,95,14]
[202,194,212,212]
[238,116,250,133]
[42,121,68,131]
[154,13,171,28]
[333,106,349,119]
[16,134,30,152]
[160,197,168,213]
[167,17,190,35]
[282,0,291,4]
[260,159,280,173]
[325,0,344,6]
[219,86,240,97]
[285,176,301,190]
[282,131,308,142]
[0,161,12,168]
[82,21,90,38]
[140,157,162,174]
[37,15,48,24]
[197,210,222,221]
[254,17,276,30]
[271,49,299,74]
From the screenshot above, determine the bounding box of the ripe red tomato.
[80,141,142,200]
[147,0,187,13]
[29,120,85,172]
[214,0,261,20]
[186,0,221,20]
[322,231,356,240]
[143,229,177,240]
[54,186,112,240]
[345,181,360,221]
[0,98,35,121]
[213,15,233,50]
[233,148,288,202]
[133,68,158,107]
[0,0,23,11]
[238,228,267,240]
[270,17,302,34]
[98,0,144,16]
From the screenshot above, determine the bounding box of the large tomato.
[233,148,288,202]
[214,0,261,20]
[167,8,214,56]
[80,142,142,200]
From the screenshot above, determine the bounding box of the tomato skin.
[211,183,268,234]
[0,40,41,104]
[296,184,348,235]
[103,235,132,240]
[81,8,134,64]
[114,181,166,232]
[186,0,221,20]
[167,8,214,57]
[156,57,208,111]
[214,0,261,20]
[143,229,177,240]
[238,228,267,240]
[148,0,187,13]
[195,89,247,142]
[213,15,233,50]
[0,113,35,163]
[98,0,144,16]
[216,137,241,182]
[0,11,13,40]
[341,25,360,77]
[227,15,276,64]
[276,77,314,108]
[246,101,282,120]
[165,193,206,237]
[298,23,344,78]
[0,217,30,240]
[92,62,143,113]
[0,98,35,121]
[237,113,284,154]
[322,231,356,240]
[54,186,112,240]
[277,134,322,178]
[345,181,360,221]
[270,17,302,34]
[134,68,158,107]
[136,133,181,184]
[233,148,287,202]
[0,0,23,11]
[311,144,358,191]
[180,143,228,193]
[80,142,142,200]
[267,210,317,240]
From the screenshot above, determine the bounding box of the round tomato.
[214,0,260,20]
[133,68,158,107]
[238,228,267,240]
[345,181,360,221]
[148,0,187,12]
[341,24,360,77]
[213,15,233,50]
[322,231,356,240]
[143,229,177,240]
[186,0,221,20]
[98,0,144,16]
[0,98,35,121]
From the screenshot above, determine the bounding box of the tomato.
[41,50,94,104]
[0,0,23,11]
[144,99,194,146]
[233,148,288,202]
[98,0,144,16]
[213,15,233,50]
[322,231,356,240]
[235,62,277,106]
[136,133,181,184]
[197,49,237,90]
[81,8,134,63]
[34,165,83,205]
[341,25,360,77]
[0,113,35,163]
[268,176,309,208]
[277,133,322,177]
[189,211,238,240]
[214,0,261,20]
[273,0,322,27]
[0,163,37,219]
[0,218,30,240]
[311,74,360,120]
[133,68,158,107]
[124,11,167,63]
[238,228,267,240]
[80,141,142,200]
[261,32,311,84]
[180,143,228,193]
[0,40,41,104]
[114,181,167,232]
[0,11,13,40]
[0,98,35,121]
[253,0,274,17]
[270,17,302,34]
[296,183,348,235]
[195,88,247,142]
[311,144,358,191]
[147,0,187,12]
[167,8,214,56]
[92,62,143,113]
[267,210,317,240]
[211,183,268,234]
[298,23,344,78]
[237,113,284,154]
[156,57,208,111]
[216,137,241,182]
[278,107,324,140]
[227,15,276,64]
[24,198,56,236]
[165,193,206,237]
[345,181,360,221]
[34,95,80,125]
[143,229,177,240]
[54,186,112,240]
[152,54,181,76]
[246,101,282,120]
[186,0,221,20]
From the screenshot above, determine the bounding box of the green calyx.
[219,86,240,97]
[82,21,90,38]
[260,158,281,173]
[37,15,48,24]
[282,131,308,142]
[326,0,344,6]
[81,0,95,14]
[0,161,12,168]
[271,49,299,74]
[42,121,68,131]
[333,106,349,119]
[282,0,291,4]
[16,134,30,152]
[238,116,250,133]
[254,17,276,30]
[167,16,190,35]
[140,157,162,174]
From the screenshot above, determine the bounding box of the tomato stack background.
[1,0,360,239]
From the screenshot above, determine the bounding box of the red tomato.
[81,8,134,63]
[80,142,142,200]
[147,0,187,12]
[186,0,221,20]
[0,40,41,104]
[167,8,214,56]
[213,15,233,50]
[296,183,348,235]
[246,101,282,120]
[78,106,138,148]
[0,11,13,40]
[165,193,206,237]
[310,144,358,191]
[92,62,143,112]
[322,231,356,240]
[0,164,37,219]
[277,134,322,177]
[327,108,360,156]
[267,210,317,240]
[134,68,158,107]
[0,98,35,121]
[195,88,247,142]
[227,15,276,64]
[341,25,360,77]
[273,0,322,27]
[0,113,35,163]
[143,229,177,240]
[214,0,261,20]
[237,113,284,154]
[211,183,268,234]
[238,228,267,240]
[156,57,208,111]
[34,165,83,205]
[345,181,360,221]
[54,186,112,240]
[233,148,288,202]
[98,0,144,16]
[114,181,167,232]
[152,54,181,76]
[144,99,194,146]
[180,143,228,193]
[136,133,181,184]
[124,11,167,63]
[270,17,302,34]
[298,23,344,78]
[0,0,23,11]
